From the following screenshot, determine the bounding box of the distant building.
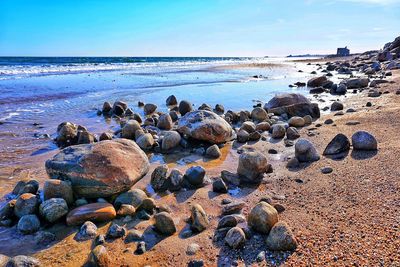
[337,46,350,57]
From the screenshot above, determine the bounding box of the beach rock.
[237,151,268,183]
[237,129,249,143]
[265,94,320,118]
[309,87,325,94]
[178,100,193,116]
[151,165,169,192]
[14,193,38,218]
[331,101,344,111]
[99,132,113,141]
[154,212,176,235]
[214,104,225,114]
[34,231,56,246]
[0,255,8,266]
[368,90,380,97]
[136,133,154,150]
[271,124,286,139]
[265,221,298,251]
[90,245,110,267]
[6,255,40,267]
[77,130,96,145]
[14,180,39,195]
[190,204,209,232]
[256,122,270,132]
[140,198,156,212]
[0,200,16,221]
[321,167,333,174]
[221,170,240,187]
[217,215,238,229]
[205,144,222,158]
[56,122,78,148]
[114,188,147,209]
[166,95,178,106]
[240,121,256,133]
[307,76,328,87]
[113,104,125,116]
[43,180,74,205]
[39,198,68,223]
[248,202,278,234]
[288,116,305,127]
[345,78,369,89]
[125,229,143,243]
[286,127,300,140]
[185,166,206,187]
[75,221,97,241]
[212,178,228,193]
[106,223,126,239]
[144,103,157,115]
[186,243,200,256]
[121,120,141,140]
[117,204,136,216]
[168,169,184,191]
[161,130,181,151]
[295,139,320,162]
[17,215,40,234]
[157,114,173,130]
[251,107,268,122]
[113,100,127,112]
[352,131,378,150]
[225,227,246,249]
[222,202,245,215]
[177,110,233,144]
[323,134,350,155]
[249,131,261,141]
[66,203,116,226]
[46,139,149,198]
[324,118,334,125]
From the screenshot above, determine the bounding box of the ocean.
[0,56,317,185]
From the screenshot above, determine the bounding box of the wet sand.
[1,63,399,266]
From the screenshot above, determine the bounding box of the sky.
[0,0,399,57]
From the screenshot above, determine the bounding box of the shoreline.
[1,54,400,266]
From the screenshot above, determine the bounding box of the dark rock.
[43,179,74,205]
[222,202,245,215]
[34,231,56,246]
[331,101,344,111]
[39,198,68,223]
[248,202,278,234]
[184,166,206,187]
[323,134,350,155]
[237,151,268,183]
[321,167,333,174]
[205,144,222,158]
[114,189,147,209]
[154,212,176,235]
[66,203,116,226]
[295,139,320,162]
[106,223,126,239]
[17,215,40,234]
[14,193,38,218]
[190,204,209,232]
[225,227,246,249]
[166,95,178,106]
[6,255,40,267]
[178,100,193,116]
[352,131,378,150]
[212,178,228,193]
[75,221,97,241]
[150,165,169,192]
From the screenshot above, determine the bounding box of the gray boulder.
[295,139,320,162]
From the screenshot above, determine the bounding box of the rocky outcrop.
[45,139,150,198]
[177,110,234,144]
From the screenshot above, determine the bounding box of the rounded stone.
[184,166,206,186]
[14,193,38,218]
[17,215,40,234]
[286,127,300,140]
[251,107,268,122]
[121,120,141,140]
[288,116,305,127]
[136,133,154,150]
[237,151,268,183]
[114,188,147,209]
[144,103,157,115]
[154,212,176,236]
[248,202,279,234]
[271,124,286,139]
[323,134,350,155]
[295,139,320,163]
[66,203,116,226]
[205,144,222,159]
[43,179,74,205]
[265,221,298,251]
[166,95,178,106]
[331,101,344,111]
[178,100,193,116]
[190,204,209,232]
[352,131,378,151]
[161,131,181,151]
[177,110,234,144]
[39,198,69,223]
[157,114,173,130]
[225,227,246,249]
[151,165,169,192]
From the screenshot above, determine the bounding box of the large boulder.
[177,110,234,144]
[45,139,150,198]
[264,93,320,118]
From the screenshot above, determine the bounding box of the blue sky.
[0,0,399,56]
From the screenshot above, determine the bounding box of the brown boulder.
[45,139,150,198]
